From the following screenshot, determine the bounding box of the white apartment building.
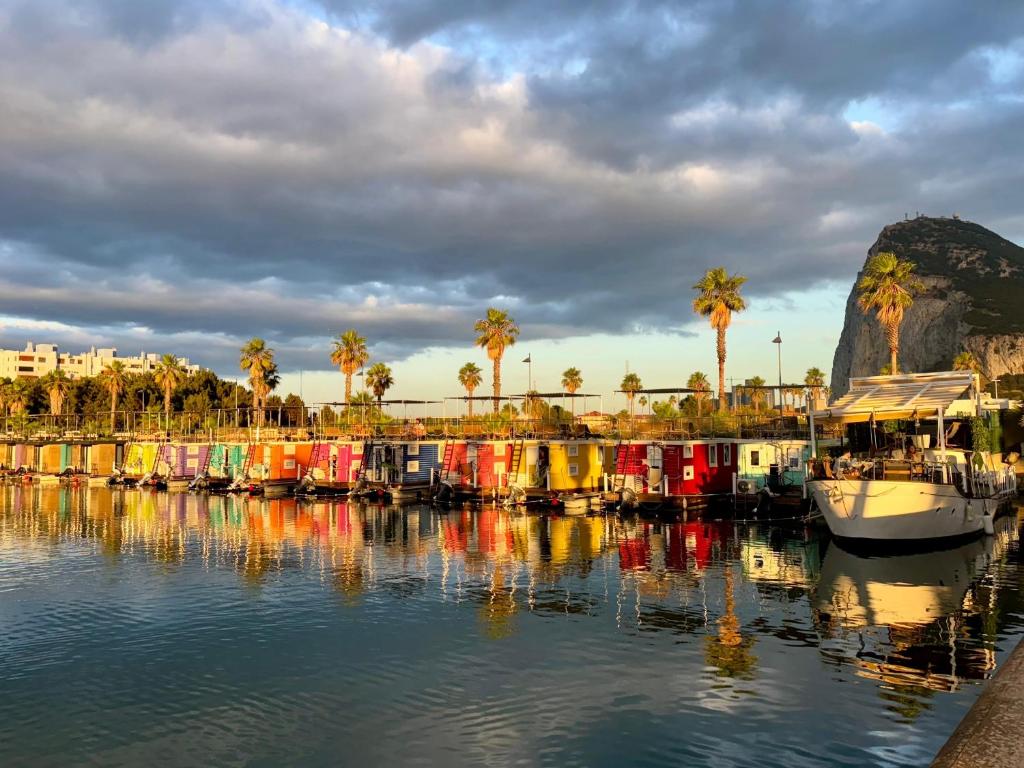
[0,342,201,380]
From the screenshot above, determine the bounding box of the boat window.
[723,445,732,465]
[683,466,694,480]
[567,444,578,457]
[683,444,693,459]
[407,460,420,473]
[751,450,760,466]
[709,445,718,468]
[568,463,579,477]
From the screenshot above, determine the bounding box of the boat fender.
[619,487,639,510]
[983,512,995,536]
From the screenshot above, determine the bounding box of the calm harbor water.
[1,488,1023,767]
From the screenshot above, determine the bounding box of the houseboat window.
[567,444,578,457]
[751,450,760,466]
[568,463,579,477]
[407,443,419,456]
[788,456,800,469]
[407,460,420,473]
[723,445,732,465]
[683,444,693,459]
[683,466,695,480]
[709,446,718,467]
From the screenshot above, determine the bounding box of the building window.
[723,444,732,465]
[709,445,718,468]
[567,444,578,457]
[568,463,579,477]
[683,444,693,459]
[751,450,760,467]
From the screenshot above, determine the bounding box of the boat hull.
[807,478,1006,542]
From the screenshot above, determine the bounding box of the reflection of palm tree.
[478,563,517,640]
[704,564,757,679]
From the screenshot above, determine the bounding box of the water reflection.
[1,486,1023,766]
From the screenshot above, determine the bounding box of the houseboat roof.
[813,371,979,424]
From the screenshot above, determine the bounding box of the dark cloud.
[0,0,1022,377]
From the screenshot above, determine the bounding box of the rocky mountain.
[830,216,1024,396]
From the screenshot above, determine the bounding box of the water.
[1,487,1023,767]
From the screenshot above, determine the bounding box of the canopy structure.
[813,371,979,424]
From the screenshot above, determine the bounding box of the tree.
[240,338,275,425]
[746,376,766,413]
[561,367,583,417]
[458,362,483,417]
[9,377,32,415]
[99,361,128,431]
[474,308,520,414]
[953,351,981,374]
[153,354,187,426]
[620,372,642,419]
[0,379,11,418]
[856,251,923,375]
[43,369,71,416]
[687,371,711,418]
[804,366,826,406]
[366,363,394,409]
[330,330,369,406]
[693,268,747,411]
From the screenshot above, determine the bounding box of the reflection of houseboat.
[813,517,1015,691]
[807,372,1016,544]
[739,528,821,589]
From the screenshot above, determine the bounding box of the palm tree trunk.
[111,394,117,433]
[492,356,501,415]
[887,322,899,374]
[717,326,727,411]
[467,389,475,418]
[345,373,352,406]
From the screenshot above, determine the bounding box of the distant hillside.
[830,216,1024,395]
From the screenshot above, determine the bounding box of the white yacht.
[805,371,1017,544]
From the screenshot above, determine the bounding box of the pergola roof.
[813,371,978,424]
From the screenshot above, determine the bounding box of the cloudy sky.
[1,0,1022,409]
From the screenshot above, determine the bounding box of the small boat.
[557,491,602,515]
[806,371,1017,545]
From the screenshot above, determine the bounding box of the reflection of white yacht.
[813,517,1016,690]
[806,372,1017,543]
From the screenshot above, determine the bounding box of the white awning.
[814,371,978,424]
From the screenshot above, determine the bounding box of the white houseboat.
[806,371,1016,544]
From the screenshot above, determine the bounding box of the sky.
[1,0,1023,414]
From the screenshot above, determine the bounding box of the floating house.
[734,439,811,492]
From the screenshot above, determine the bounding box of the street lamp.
[772,332,783,413]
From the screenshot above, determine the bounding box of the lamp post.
[772,332,783,413]
[522,354,532,391]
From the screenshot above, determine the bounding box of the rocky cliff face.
[830,217,1024,396]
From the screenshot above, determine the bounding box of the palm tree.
[693,268,747,411]
[687,371,711,418]
[561,367,583,417]
[474,308,520,414]
[43,369,71,416]
[330,330,369,405]
[856,251,923,375]
[621,372,642,419]
[99,361,128,432]
[240,338,275,425]
[153,354,187,426]
[0,379,11,418]
[9,378,32,415]
[746,376,766,414]
[458,362,483,417]
[804,366,825,407]
[366,363,394,410]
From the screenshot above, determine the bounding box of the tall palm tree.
[366,363,394,410]
[99,361,128,432]
[0,379,11,418]
[620,372,642,419]
[474,308,520,414]
[693,268,747,411]
[561,367,583,417]
[804,366,825,407]
[856,251,923,375]
[153,354,187,426]
[43,369,71,416]
[330,330,369,406]
[240,338,275,424]
[458,362,483,417]
[686,371,711,418]
[746,376,766,414]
